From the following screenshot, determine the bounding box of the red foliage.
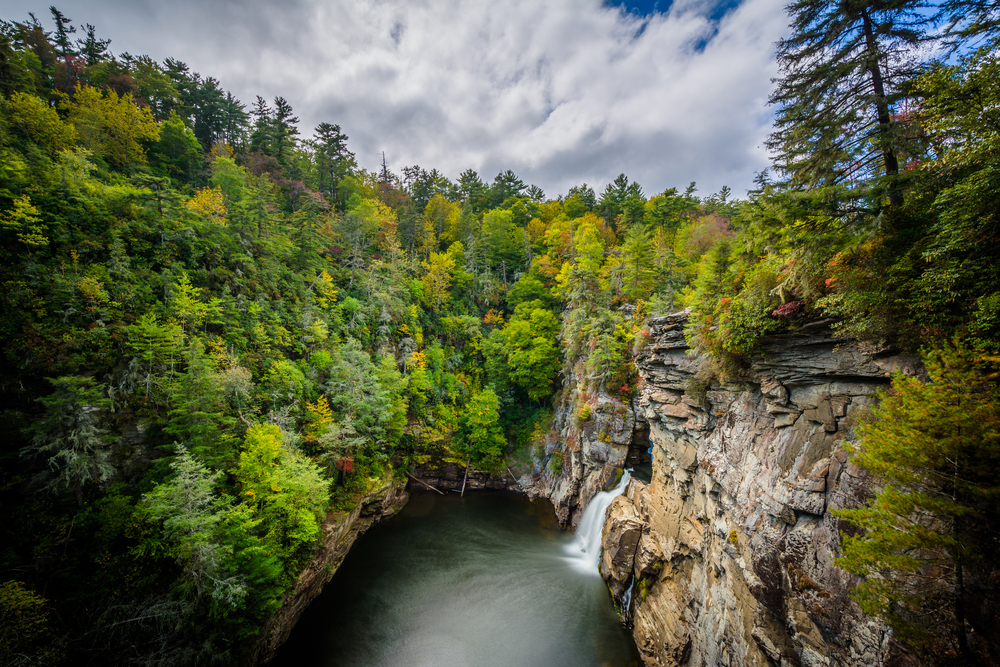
[336,454,354,473]
[771,300,804,317]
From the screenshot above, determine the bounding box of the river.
[271,489,641,667]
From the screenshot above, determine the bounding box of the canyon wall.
[251,479,409,666]
[551,311,924,667]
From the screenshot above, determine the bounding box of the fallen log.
[404,470,444,495]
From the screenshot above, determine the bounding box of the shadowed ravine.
[270,490,640,667]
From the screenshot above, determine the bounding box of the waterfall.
[564,469,631,575]
[621,577,634,619]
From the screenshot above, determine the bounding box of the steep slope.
[550,311,925,666]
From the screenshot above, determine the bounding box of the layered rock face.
[526,384,636,526]
[594,313,920,667]
[251,480,408,666]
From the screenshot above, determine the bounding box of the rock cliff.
[251,479,409,666]
[556,311,922,666]
[526,379,637,526]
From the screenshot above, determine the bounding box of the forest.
[0,2,998,665]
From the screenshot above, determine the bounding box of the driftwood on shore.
[404,470,444,495]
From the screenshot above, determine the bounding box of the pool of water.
[271,490,641,667]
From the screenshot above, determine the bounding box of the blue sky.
[609,1,672,15]
[4,0,789,199]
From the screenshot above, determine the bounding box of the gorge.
[256,310,928,667]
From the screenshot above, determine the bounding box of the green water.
[271,490,640,667]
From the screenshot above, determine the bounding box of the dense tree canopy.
[0,3,997,665]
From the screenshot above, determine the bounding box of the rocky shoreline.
[249,479,409,666]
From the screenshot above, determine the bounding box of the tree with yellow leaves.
[63,85,160,168]
[421,247,457,313]
[185,187,228,224]
[0,195,47,248]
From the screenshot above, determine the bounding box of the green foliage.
[456,388,507,472]
[1,8,997,662]
[547,450,564,476]
[0,581,63,667]
[501,301,562,401]
[22,376,115,506]
[235,424,329,569]
[149,112,203,182]
[140,445,247,609]
[835,344,1000,660]
[165,340,236,470]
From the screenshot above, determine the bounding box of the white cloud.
[6,0,789,198]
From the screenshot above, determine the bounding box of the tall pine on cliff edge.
[768,0,928,210]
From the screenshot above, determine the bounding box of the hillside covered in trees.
[1,2,998,665]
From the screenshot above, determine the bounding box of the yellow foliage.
[526,217,547,245]
[421,250,456,313]
[63,85,160,168]
[407,350,427,371]
[425,194,462,246]
[208,142,235,161]
[0,195,47,248]
[185,187,228,224]
[204,336,229,368]
[3,92,77,154]
[77,276,109,310]
[315,270,338,309]
[304,397,333,443]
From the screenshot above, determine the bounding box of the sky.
[4,0,790,200]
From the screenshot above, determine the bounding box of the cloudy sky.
[5,0,790,199]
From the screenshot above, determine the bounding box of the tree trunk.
[861,8,902,207]
[461,456,470,497]
[954,545,972,662]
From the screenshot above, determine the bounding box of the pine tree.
[22,376,115,506]
[768,0,928,208]
[48,6,76,59]
[312,122,354,197]
[249,95,272,155]
[165,340,236,470]
[271,96,299,169]
[836,344,1000,662]
[76,23,109,66]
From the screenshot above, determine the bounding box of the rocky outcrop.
[526,384,635,525]
[593,312,920,667]
[250,479,409,666]
[409,454,516,492]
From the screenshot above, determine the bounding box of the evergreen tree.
[75,23,109,66]
[191,76,227,150]
[249,95,272,154]
[165,340,236,470]
[22,376,115,506]
[47,6,75,59]
[768,0,928,208]
[458,168,488,213]
[271,95,299,169]
[312,121,354,198]
[489,169,526,207]
[836,344,1000,663]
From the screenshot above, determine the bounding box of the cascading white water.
[621,577,634,618]
[564,469,632,575]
